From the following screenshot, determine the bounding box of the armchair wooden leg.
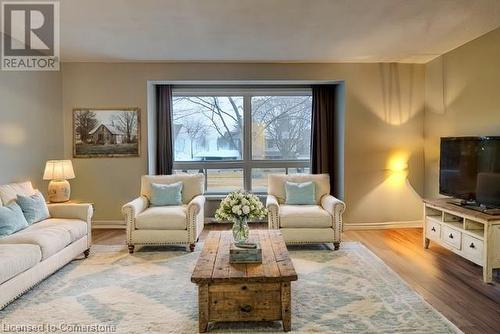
[83,248,90,258]
[189,243,195,252]
[128,245,135,254]
[333,242,340,251]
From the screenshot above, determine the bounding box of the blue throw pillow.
[150,182,183,206]
[16,191,50,225]
[285,181,316,205]
[0,202,29,237]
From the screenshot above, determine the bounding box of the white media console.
[423,198,500,283]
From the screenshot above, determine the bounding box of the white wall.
[0,71,63,190]
[62,62,425,225]
[424,27,500,198]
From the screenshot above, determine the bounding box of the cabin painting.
[89,123,125,145]
[73,108,140,158]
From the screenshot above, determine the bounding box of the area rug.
[0,242,461,334]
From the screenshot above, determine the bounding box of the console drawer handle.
[240,305,252,313]
[449,233,454,239]
[431,227,436,232]
[470,243,475,249]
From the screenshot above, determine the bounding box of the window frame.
[172,86,312,194]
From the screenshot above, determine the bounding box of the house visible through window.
[171,87,312,193]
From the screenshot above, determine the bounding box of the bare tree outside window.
[172,96,243,161]
[171,90,311,193]
[252,96,312,160]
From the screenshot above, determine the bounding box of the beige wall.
[0,71,63,190]
[424,28,500,198]
[62,62,425,225]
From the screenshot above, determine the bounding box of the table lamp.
[43,160,76,203]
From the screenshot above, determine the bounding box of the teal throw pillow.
[285,181,316,205]
[0,202,29,237]
[150,182,183,206]
[16,191,50,224]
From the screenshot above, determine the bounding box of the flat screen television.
[440,136,500,209]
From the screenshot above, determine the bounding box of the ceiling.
[59,0,500,63]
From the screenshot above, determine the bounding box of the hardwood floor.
[92,225,500,334]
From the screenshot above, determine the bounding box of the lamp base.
[48,180,71,203]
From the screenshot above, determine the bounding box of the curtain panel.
[311,85,337,196]
[156,85,174,175]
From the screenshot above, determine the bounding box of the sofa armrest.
[48,203,93,223]
[187,195,205,243]
[122,196,148,221]
[47,203,94,248]
[321,195,346,241]
[122,196,148,245]
[266,195,280,229]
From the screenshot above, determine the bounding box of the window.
[252,96,312,160]
[173,96,243,161]
[171,87,312,194]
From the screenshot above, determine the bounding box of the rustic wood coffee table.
[191,230,298,332]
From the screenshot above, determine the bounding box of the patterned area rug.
[1,242,461,333]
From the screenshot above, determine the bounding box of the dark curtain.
[156,85,174,175]
[311,85,337,195]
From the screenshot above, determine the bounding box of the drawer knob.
[449,233,454,239]
[240,304,252,313]
[431,227,436,232]
[470,243,475,249]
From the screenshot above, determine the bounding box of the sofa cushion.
[16,191,50,224]
[0,202,29,237]
[0,221,76,260]
[0,181,35,205]
[0,244,42,284]
[27,218,87,242]
[279,205,332,228]
[135,206,187,230]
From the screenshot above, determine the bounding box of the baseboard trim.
[344,220,423,230]
[91,220,423,230]
[92,220,126,229]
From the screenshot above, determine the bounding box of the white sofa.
[266,174,346,249]
[122,174,205,253]
[0,181,93,309]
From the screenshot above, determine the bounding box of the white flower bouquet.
[215,191,267,222]
[215,191,267,243]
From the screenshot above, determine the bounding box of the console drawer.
[441,225,462,250]
[462,234,483,265]
[425,219,441,240]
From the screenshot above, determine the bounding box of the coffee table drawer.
[209,283,281,321]
[441,225,462,250]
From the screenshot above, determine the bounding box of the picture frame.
[72,108,141,158]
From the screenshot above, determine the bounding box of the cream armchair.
[122,174,205,253]
[266,174,346,250]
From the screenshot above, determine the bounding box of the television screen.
[476,138,500,208]
[440,137,479,201]
[440,137,500,208]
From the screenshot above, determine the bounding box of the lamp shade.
[43,160,75,180]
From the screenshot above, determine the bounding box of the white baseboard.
[344,220,423,230]
[91,219,423,230]
[92,220,126,229]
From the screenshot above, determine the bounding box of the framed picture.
[73,108,140,158]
